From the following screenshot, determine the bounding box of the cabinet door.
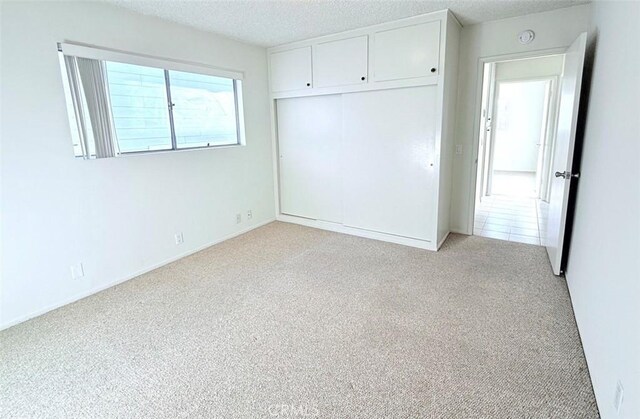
[270,47,312,92]
[342,86,438,241]
[313,36,368,88]
[277,95,343,223]
[373,21,440,82]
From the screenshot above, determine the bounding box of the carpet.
[0,222,598,418]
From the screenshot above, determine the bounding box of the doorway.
[473,55,564,245]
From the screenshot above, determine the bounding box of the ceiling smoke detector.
[518,30,535,45]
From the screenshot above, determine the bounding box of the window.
[105,62,173,153]
[59,44,245,159]
[168,70,239,149]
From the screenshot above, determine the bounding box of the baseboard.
[0,218,275,331]
[277,214,436,251]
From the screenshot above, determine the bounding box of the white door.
[313,36,368,88]
[277,95,343,223]
[270,47,313,92]
[342,86,438,241]
[545,33,587,275]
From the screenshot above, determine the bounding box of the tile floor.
[474,195,548,245]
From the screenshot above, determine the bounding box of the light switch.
[456,144,463,155]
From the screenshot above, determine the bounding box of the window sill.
[77,143,245,160]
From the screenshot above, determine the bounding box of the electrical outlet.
[174,232,184,245]
[614,380,624,414]
[70,263,84,280]
[236,213,242,224]
[247,210,253,220]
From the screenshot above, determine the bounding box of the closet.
[269,10,460,250]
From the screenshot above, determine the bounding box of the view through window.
[60,52,244,159]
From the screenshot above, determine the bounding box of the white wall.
[0,1,275,329]
[450,5,591,233]
[565,2,640,418]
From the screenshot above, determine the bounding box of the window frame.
[58,42,247,158]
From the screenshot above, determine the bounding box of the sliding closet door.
[342,86,437,240]
[277,95,343,222]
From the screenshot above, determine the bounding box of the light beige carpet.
[0,222,598,418]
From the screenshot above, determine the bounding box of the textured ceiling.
[103,0,590,47]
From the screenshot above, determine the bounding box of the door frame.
[474,62,495,205]
[466,48,567,235]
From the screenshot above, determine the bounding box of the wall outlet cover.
[70,263,84,280]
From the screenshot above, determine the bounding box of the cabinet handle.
[361,76,366,81]
[306,82,311,87]
[430,68,437,73]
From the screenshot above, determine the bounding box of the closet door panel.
[277,95,343,222]
[342,86,437,240]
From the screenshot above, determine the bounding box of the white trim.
[59,42,244,80]
[99,142,245,160]
[235,80,247,145]
[0,219,275,331]
[270,76,439,99]
[277,214,436,251]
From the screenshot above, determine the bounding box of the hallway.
[474,195,547,245]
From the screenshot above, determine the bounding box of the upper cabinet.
[372,21,441,82]
[268,12,447,96]
[313,36,368,88]
[270,47,312,92]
